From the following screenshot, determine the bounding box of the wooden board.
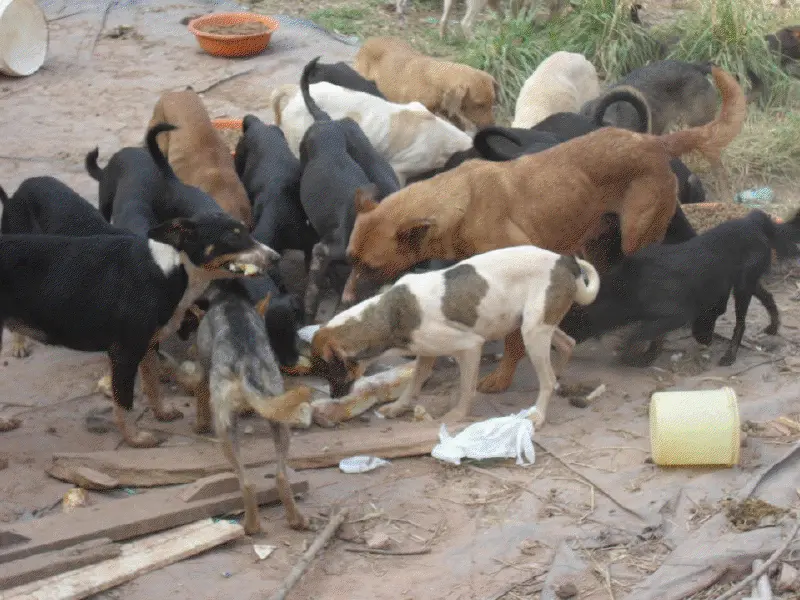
[0,538,121,591]
[0,466,307,564]
[1,519,244,600]
[46,422,451,487]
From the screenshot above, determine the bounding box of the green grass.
[307,6,369,36]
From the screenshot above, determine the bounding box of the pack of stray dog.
[4,37,796,536]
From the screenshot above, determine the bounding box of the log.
[1,519,244,600]
[0,466,307,564]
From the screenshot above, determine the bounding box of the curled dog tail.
[658,66,747,164]
[589,86,653,134]
[243,384,313,427]
[84,147,104,182]
[473,126,526,161]
[300,56,333,122]
[573,258,601,306]
[145,122,179,180]
[270,84,297,127]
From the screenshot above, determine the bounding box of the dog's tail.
[0,184,8,206]
[762,208,800,259]
[300,56,333,122]
[573,258,601,306]
[146,122,179,180]
[243,384,313,427]
[84,147,104,182]
[473,126,527,161]
[270,84,298,127]
[589,86,653,134]
[657,65,747,164]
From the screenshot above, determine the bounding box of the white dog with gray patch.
[511,51,601,128]
[309,246,601,427]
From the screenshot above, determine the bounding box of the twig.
[534,439,648,522]
[47,9,88,22]
[266,509,348,600]
[710,516,800,600]
[91,1,117,55]
[740,441,800,500]
[195,69,254,94]
[729,358,781,378]
[466,465,538,497]
[0,155,51,162]
[344,546,431,556]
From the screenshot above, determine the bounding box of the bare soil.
[1,2,799,600]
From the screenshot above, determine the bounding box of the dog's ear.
[396,218,436,249]
[256,292,272,318]
[354,185,380,214]
[148,218,198,248]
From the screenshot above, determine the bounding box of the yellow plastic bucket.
[649,387,741,467]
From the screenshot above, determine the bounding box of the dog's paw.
[718,353,736,367]
[440,408,470,424]
[528,408,545,429]
[477,370,512,394]
[153,406,184,422]
[95,374,114,398]
[10,339,31,359]
[377,400,413,419]
[763,323,779,336]
[127,430,162,448]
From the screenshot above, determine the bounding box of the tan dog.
[147,88,252,228]
[354,36,499,131]
[343,65,746,399]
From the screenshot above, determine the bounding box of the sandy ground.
[1,1,800,599]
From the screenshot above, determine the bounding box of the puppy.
[581,60,717,135]
[301,58,401,201]
[147,88,252,228]
[85,146,162,236]
[312,247,599,426]
[559,209,800,367]
[272,82,472,185]
[344,65,746,396]
[354,36,499,130]
[0,177,130,358]
[766,25,800,69]
[304,58,386,99]
[0,217,278,447]
[167,280,312,535]
[512,51,601,128]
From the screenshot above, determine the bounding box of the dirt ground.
[1,1,800,599]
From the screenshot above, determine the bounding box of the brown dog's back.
[147,89,252,228]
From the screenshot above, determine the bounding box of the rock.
[366,532,392,550]
[777,562,800,592]
[556,582,579,599]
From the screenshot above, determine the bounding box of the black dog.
[85,146,163,237]
[0,215,278,447]
[298,58,400,322]
[305,58,386,99]
[560,209,800,368]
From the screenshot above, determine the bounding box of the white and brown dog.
[309,246,600,427]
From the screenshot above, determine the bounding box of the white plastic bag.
[339,455,391,473]
[431,408,538,466]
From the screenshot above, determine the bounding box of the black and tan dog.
[0,215,279,447]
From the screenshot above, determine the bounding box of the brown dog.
[353,36,499,131]
[343,65,746,400]
[147,88,252,228]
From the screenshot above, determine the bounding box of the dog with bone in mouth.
[309,245,600,427]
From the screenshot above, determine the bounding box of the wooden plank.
[1,519,244,600]
[0,539,121,591]
[0,467,307,565]
[68,467,119,491]
[177,473,239,503]
[46,422,452,487]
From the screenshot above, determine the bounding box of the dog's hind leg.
[268,420,310,531]
[439,0,455,38]
[477,328,525,393]
[754,282,780,335]
[217,405,262,535]
[109,346,161,448]
[379,355,436,418]
[719,285,756,367]
[442,346,483,423]
[551,328,576,377]
[10,333,31,358]
[692,295,729,346]
[521,324,559,428]
[139,348,183,422]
